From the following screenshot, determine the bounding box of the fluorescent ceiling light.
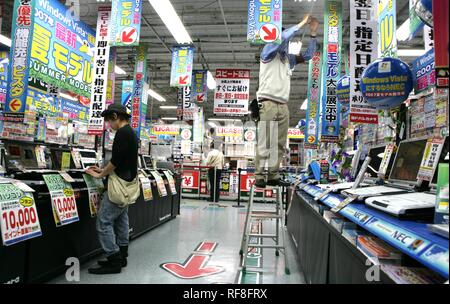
[0,34,12,47]
[207,71,216,90]
[301,99,308,110]
[396,19,411,42]
[148,0,192,44]
[148,89,166,102]
[114,65,127,75]
[398,49,427,57]
[161,117,178,121]
[60,93,78,101]
[208,118,239,122]
[160,105,178,110]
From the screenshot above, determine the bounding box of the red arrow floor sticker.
[161,254,225,279]
[195,241,218,253]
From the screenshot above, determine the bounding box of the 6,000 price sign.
[0,183,42,246]
[43,174,79,226]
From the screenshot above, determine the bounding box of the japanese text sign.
[247,0,282,45]
[170,45,194,87]
[214,69,250,116]
[110,0,143,46]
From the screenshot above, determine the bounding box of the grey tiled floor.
[50,199,305,284]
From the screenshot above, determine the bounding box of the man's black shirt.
[110,124,138,182]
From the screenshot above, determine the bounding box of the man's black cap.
[101,103,131,118]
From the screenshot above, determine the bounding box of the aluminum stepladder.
[239,185,290,275]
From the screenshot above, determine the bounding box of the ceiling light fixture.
[160,105,178,110]
[114,65,127,75]
[301,99,308,110]
[207,71,216,90]
[0,34,12,47]
[161,117,178,121]
[398,49,427,57]
[148,89,167,102]
[208,118,239,122]
[148,0,192,44]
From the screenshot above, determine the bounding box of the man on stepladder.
[255,15,319,188]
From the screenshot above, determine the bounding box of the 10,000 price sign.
[0,184,42,246]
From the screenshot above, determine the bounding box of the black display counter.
[0,174,180,284]
[287,188,395,284]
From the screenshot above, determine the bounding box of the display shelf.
[299,184,449,278]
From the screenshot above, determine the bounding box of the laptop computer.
[142,155,153,170]
[365,137,449,218]
[342,137,429,200]
[72,149,99,169]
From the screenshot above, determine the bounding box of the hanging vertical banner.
[170,45,194,87]
[412,48,436,94]
[247,0,282,45]
[121,80,134,109]
[176,88,184,121]
[409,0,424,40]
[106,48,117,107]
[349,0,379,124]
[5,0,36,115]
[320,0,342,143]
[179,86,197,121]
[192,70,208,103]
[29,0,95,98]
[88,6,112,135]
[0,51,8,106]
[424,25,434,51]
[110,0,143,46]
[304,51,322,149]
[130,44,148,135]
[432,0,449,88]
[214,69,251,116]
[378,0,398,58]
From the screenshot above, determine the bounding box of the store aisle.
[50,199,305,284]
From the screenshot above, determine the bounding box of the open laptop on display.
[365,137,449,218]
[342,137,429,200]
[72,149,99,170]
[142,155,153,170]
[4,143,54,173]
[50,147,77,170]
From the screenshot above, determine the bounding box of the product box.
[357,236,402,262]
[435,163,449,224]
[381,265,445,284]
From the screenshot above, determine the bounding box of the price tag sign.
[138,173,153,202]
[71,150,82,169]
[0,183,42,246]
[11,180,35,193]
[418,137,445,181]
[82,174,104,217]
[43,174,79,226]
[59,172,75,183]
[150,171,168,197]
[331,196,356,213]
[35,146,47,169]
[314,188,332,201]
[378,143,395,177]
[163,171,177,195]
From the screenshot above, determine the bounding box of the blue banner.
[304,51,322,149]
[130,45,148,136]
[170,45,194,87]
[0,52,8,106]
[247,0,282,45]
[5,0,36,114]
[192,70,208,103]
[412,48,435,94]
[320,0,342,143]
[110,0,143,46]
[121,80,134,109]
[61,99,89,123]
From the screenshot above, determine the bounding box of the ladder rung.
[247,244,285,249]
[252,210,277,214]
[248,233,277,238]
[250,214,283,219]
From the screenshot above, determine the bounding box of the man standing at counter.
[86,104,139,275]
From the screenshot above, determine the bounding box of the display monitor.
[143,155,153,169]
[78,150,98,169]
[8,145,21,157]
[50,148,75,170]
[388,138,428,185]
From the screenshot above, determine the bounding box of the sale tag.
[331,196,356,213]
[71,150,82,169]
[314,188,332,201]
[150,171,168,197]
[418,137,445,181]
[378,143,395,178]
[43,174,79,226]
[163,171,177,195]
[0,183,42,246]
[82,174,104,217]
[11,180,35,193]
[35,146,47,169]
[138,173,153,202]
[59,171,75,183]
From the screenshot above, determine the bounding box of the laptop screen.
[367,145,386,177]
[389,139,428,184]
[143,156,153,169]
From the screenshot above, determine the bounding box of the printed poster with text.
[43,174,79,226]
[304,51,322,149]
[214,69,250,116]
[192,70,208,103]
[170,45,194,87]
[378,0,398,58]
[110,0,143,46]
[349,0,379,124]
[83,174,104,217]
[247,0,282,45]
[0,183,42,246]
